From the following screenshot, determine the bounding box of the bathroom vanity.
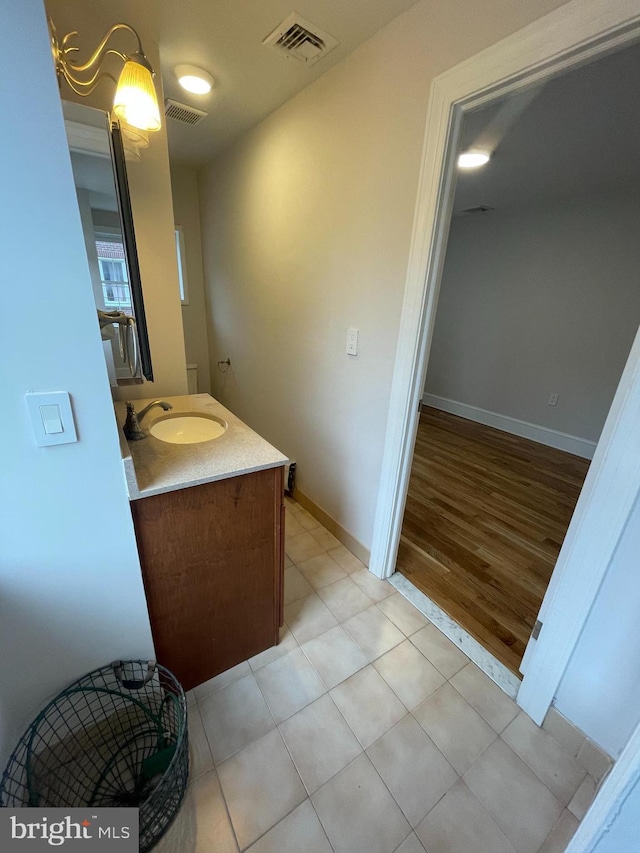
[116,394,288,691]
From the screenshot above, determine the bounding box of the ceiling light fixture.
[458,149,491,169]
[49,18,161,132]
[175,65,215,95]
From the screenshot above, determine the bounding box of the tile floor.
[156,498,601,853]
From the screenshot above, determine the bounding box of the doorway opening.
[396,40,640,678]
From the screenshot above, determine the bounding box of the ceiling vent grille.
[165,99,208,126]
[460,205,495,215]
[263,13,339,66]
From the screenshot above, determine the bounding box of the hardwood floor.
[397,407,590,675]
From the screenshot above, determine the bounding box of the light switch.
[40,405,63,435]
[26,391,77,447]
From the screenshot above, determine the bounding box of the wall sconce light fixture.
[49,18,161,133]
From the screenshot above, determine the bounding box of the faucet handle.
[123,401,145,441]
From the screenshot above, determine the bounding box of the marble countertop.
[115,393,288,500]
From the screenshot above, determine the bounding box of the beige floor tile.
[199,673,275,764]
[294,507,322,531]
[464,738,564,853]
[194,661,251,701]
[302,625,368,689]
[539,809,580,853]
[284,513,305,539]
[218,729,306,850]
[284,553,293,569]
[502,712,586,805]
[568,774,597,820]
[377,593,429,636]
[284,565,314,605]
[577,738,613,782]
[413,683,496,774]
[310,527,342,551]
[367,715,458,827]
[246,800,332,853]
[393,833,426,853]
[450,663,519,733]
[249,626,298,671]
[415,779,516,853]
[154,769,238,853]
[373,640,445,710]
[328,544,366,574]
[298,553,347,590]
[343,606,404,662]
[279,694,362,793]
[330,666,407,748]
[350,569,395,602]
[311,753,411,853]
[284,594,338,644]
[254,648,325,723]
[410,624,468,678]
[543,707,586,758]
[285,532,327,563]
[317,576,373,622]
[188,704,215,781]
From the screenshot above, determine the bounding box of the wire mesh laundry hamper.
[0,660,189,852]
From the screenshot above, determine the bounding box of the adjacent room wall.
[555,497,640,757]
[170,163,212,393]
[1,0,154,767]
[198,0,568,553]
[45,0,188,399]
[424,189,640,449]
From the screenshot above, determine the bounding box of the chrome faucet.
[123,400,172,441]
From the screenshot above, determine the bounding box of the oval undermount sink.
[150,414,227,444]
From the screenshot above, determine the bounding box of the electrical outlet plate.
[346,327,359,356]
[548,393,559,407]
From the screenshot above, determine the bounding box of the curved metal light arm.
[60,23,144,73]
[50,19,153,98]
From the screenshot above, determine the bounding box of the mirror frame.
[109,122,154,382]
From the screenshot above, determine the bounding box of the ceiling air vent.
[460,205,495,215]
[263,13,339,66]
[165,99,208,126]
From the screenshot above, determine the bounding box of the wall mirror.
[63,100,153,384]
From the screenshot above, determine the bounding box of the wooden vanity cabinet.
[131,466,285,691]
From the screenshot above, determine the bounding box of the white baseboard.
[422,393,597,460]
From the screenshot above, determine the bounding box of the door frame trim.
[369,0,640,726]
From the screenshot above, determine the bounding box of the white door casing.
[370,0,640,725]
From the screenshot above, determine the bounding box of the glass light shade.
[113,59,161,132]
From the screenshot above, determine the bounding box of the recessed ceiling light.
[458,150,491,169]
[175,64,214,95]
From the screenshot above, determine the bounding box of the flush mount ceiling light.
[175,65,215,95]
[49,18,161,132]
[458,149,491,169]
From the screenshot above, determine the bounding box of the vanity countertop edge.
[115,393,288,501]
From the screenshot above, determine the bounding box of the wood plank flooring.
[396,407,590,675]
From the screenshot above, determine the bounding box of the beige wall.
[170,164,212,393]
[425,188,640,442]
[46,0,188,399]
[199,0,568,551]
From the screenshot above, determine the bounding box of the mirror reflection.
[63,100,153,384]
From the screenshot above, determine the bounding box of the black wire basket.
[1,660,189,852]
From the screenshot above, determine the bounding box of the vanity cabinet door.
[131,466,284,691]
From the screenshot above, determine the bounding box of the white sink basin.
[150,413,227,444]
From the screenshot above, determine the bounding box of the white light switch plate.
[25,391,77,447]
